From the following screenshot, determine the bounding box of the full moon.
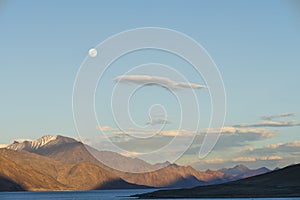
[88,48,97,57]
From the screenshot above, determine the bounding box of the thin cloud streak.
[232,157,257,162]
[261,113,296,120]
[145,118,172,125]
[205,126,276,138]
[232,156,282,162]
[260,156,282,161]
[96,125,117,131]
[204,158,225,164]
[234,120,300,128]
[114,75,207,90]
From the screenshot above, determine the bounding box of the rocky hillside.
[0,149,147,191]
[0,135,274,191]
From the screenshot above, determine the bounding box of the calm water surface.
[0,190,299,200]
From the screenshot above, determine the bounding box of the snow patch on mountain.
[0,144,8,148]
[6,135,57,151]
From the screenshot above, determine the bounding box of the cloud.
[240,141,300,158]
[194,155,282,170]
[191,153,287,170]
[114,75,207,91]
[232,157,257,162]
[265,143,282,149]
[259,156,282,161]
[145,118,172,126]
[96,125,117,131]
[265,141,300,150]
[204,158,225,164]
[285,141,300,147]
[205,126,276,139]
[182,127,277,157]
[233,112,299,128]
[261,113,295,120]
[159,129,197,136]
[110,129,196,137]
[234,120,300,128]
[206,156,282,166]
[120,151,144,157]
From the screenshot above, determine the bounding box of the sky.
[0,0,300,170]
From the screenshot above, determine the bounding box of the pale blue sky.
[1,0,300,168]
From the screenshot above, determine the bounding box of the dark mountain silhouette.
[134,164,300,198]
[0,176,26,192]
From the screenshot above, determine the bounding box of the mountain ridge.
[219,164,271,179]
[0,149,149,191]
[134,163,300,198]
[0,135,277,191]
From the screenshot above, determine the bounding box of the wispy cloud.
[191,153,286,170]
[204,158,225,164]
[285,141,300,147]
[265,143,282,149]
[145,118,172,126]
[197,155,282,170]
[159,129,197,136]
[114,75,207,90]
[110,129,195,137]
[241,141,300,158]
[96,125,117,131]
[231,156,282,162]
[234,120,300,128]
[259,156,282,161]
[261,113,295,120]
[232,157,257,162]
[94,126,197,138]
[233,112,299,128]
[205,126,276,139]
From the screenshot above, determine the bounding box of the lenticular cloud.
[114,75,207,91]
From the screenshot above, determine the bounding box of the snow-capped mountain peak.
[30,135,57,149]
[6,135,58,151]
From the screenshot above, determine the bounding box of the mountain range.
[0,135,273,191]
[135,163,300,198]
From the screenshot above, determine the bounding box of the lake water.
[0,190,299,200]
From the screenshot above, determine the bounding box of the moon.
[88,48,97,57]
